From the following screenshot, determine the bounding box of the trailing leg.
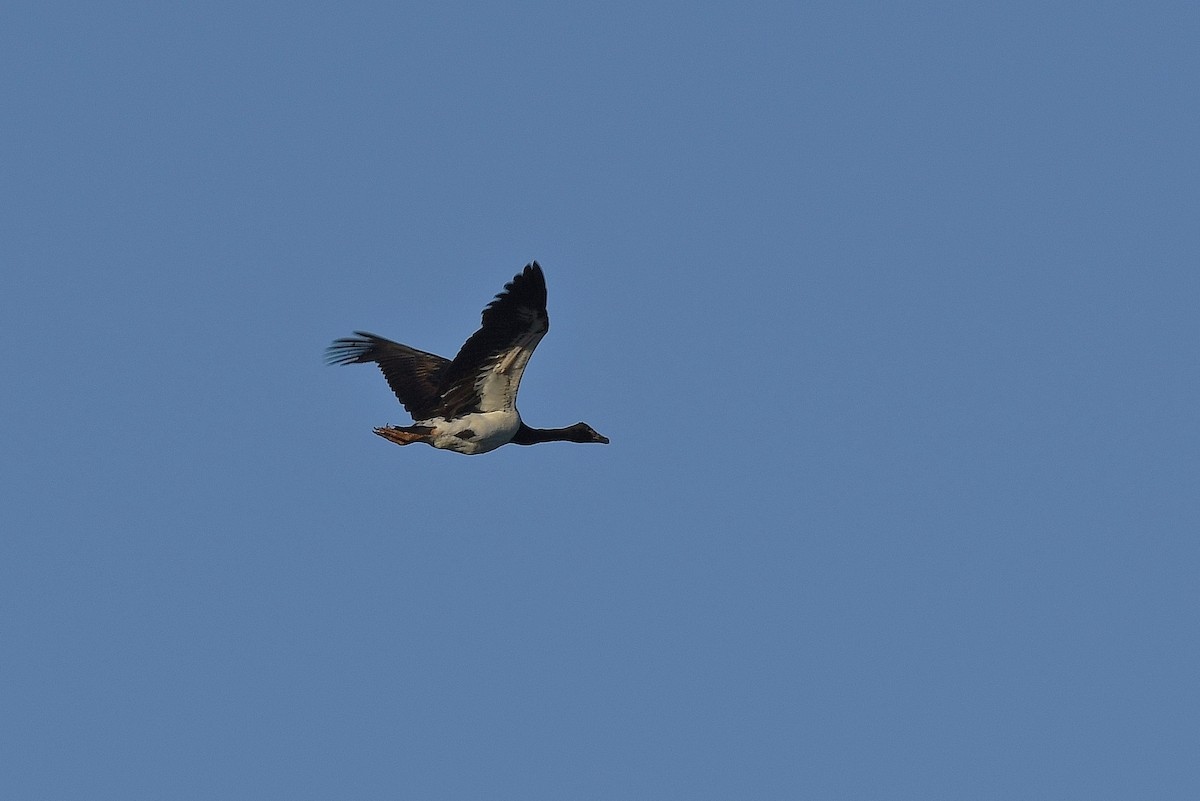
[373,425,433,447]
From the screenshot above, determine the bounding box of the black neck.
[511,423,578,445]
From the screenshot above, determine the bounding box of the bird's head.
[567,423,610,444]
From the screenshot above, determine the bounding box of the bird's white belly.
[425,410,521,455]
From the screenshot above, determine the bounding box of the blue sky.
[3,1,1198,798]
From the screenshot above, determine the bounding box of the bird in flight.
[326,261,609,455]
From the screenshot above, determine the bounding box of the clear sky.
[3,2,1198,798]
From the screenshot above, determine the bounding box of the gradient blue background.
[3,2,1198,798]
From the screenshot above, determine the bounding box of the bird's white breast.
[423,410,521,455]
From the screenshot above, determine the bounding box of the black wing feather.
[325,332,450,420]
[435,262,549,416]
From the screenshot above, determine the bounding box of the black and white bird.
[326,262,609,455]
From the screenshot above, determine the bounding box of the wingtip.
[490,261,548,311]
[325,333,377,365]
[520,261,544,284]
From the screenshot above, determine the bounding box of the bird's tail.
[373,425,433,447]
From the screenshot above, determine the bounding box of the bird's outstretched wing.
[326,332,450,420]
[436,262,549,417]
